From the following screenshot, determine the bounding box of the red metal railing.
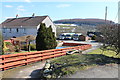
[0,43,91,71]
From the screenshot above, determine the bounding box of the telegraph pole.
[102,6,108,48]
[105,6,107,23]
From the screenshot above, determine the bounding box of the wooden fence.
[0,43,91,71]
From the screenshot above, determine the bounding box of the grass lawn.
[88,48,120,58]
[49,53,118,78]
[12,50,38,54]
[0,50,38,55]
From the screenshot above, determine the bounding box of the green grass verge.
[50,53,118,77]
[88,48,120,58]
[1,50,38,55]
[12,50,37,54]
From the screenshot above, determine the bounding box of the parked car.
[73,33,82,41]
[58,34,65,40]
[58,33,75,40]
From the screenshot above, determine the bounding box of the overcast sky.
[0,0,119,23]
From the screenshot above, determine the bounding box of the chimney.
[16,14,19,18]
[32,13,35,17]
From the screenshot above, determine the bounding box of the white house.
[1,15,56,40]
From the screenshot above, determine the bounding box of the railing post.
[25,52,28,65]
[2,56,5,71]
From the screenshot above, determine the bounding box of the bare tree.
[97,24,120,55]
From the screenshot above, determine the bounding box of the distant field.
[57,25,76,27]
[56,25,86,36]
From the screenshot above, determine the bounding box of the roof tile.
[1,16,48,28]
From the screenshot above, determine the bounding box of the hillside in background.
[54,18,115,26]
[54,18,115,37]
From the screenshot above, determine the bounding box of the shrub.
[30,44,36,50]
[3,42,16,54]
[19,44,25,51]
[36,23,57,51]
[91,35,96,40]
[3,42,11,53]
[15,45,20,52]
[5,42,12,46]
[21,44,36,50]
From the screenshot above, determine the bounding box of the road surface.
[0,61,46,78]
[65,64,118,78]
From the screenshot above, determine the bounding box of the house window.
[10,28,12,33]
[23,28,26,34]
[16,28,19,32]
[3,28,5,33]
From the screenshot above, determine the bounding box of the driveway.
[65,64,118,78]
[0,61,46,78]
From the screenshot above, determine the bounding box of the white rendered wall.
[2,28,37,40]
[25,28,37,36]
[42,16,56,36]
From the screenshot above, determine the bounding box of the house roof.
[1,16,48,28]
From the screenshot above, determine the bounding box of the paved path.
[66,64,118,78]
[0,61,46,78]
